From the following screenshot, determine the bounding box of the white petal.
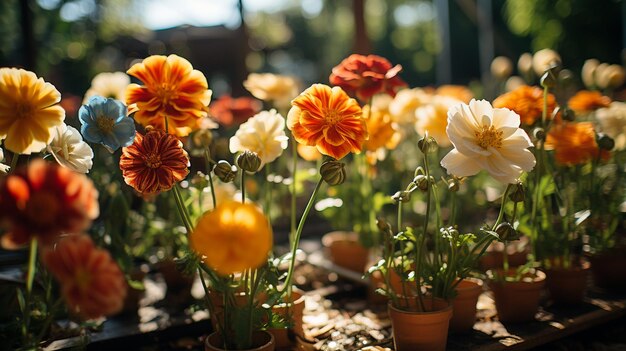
[440,148,483,178]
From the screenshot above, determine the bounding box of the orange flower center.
[26,192,59,226]
[15,102,34,119]
[475,125,503,149]
[96,116,115,133]
[144,153,162,168]
[324,109,342,125]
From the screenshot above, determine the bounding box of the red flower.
[209,95,262,127]
[0,159,99,249]
[329,54,407,102]
[119,128,190,195]
[42,235,127,320]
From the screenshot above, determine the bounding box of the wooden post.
[353,0,371,54]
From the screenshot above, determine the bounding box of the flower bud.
[561,107,576,122]
[320,160,346,186]
[505,76,525,92]
[532,48,561,77]
[581,59,600,89]
[533,128,546,142]
[214,160,237,182]
[597,133,615,151]
[540,69,557,89]
[414,174,429,191]
[508,182,525,203]
[447,178,460,192]
[496,222,520,242]
[517,52,534,77]
[392,190,411,204]
[418,135,438,154]
[597,64,626,90]
[491,56,513,80]
[376,217,391,233]
[191,172,209,189]
[236,150,261,173]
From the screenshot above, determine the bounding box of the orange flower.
[363,106,400,152]
[545,122,610,165]
[436,85,473,103]
[329,54,406,102]
[42,235,127,320]
[0,159,99,249]
[209,94,262,127]
[493,85,557,126]
[119,128,190,195]
[567,90,611,114]
[190,201,272,275]
[125,55,212,137]
[288,84,367,160]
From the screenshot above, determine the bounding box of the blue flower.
[79,96,136,152]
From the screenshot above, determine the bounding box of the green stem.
[204,149,217,209]
[491,184,513,231]
[290,136,297,245]
[172,184,194,234]
[264,165,272,227]
[22,238,38,346]
[241,169,246,204]
[281,177,323,295]
[415,153,432,312]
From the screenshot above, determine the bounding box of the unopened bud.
[414,174,429,191]
[508,182,525,203]
[540,70,557,88]
[597,133,615,151]
[377,217,391,233]
[236,150,262,173]
[561,107,576,122]
[447,178,460,192]
[392,190,411,204]
[320,160,346,186]
[214,160,237,182]
[496,222,520,242]
[533,128,546,142]
[418,136,438,154]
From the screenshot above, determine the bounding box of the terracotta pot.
[207,289,254,334]
[159,259,195,293]
[488,269,546,323]
[545,261,590,305]
[367,261,415,305]
[479,238,529,271]
[322,231,369,273]
[449,278,483,333]
[388,297,452,351]
[588,248,626,291]
[268,289,305,351]
[205,330,275,351]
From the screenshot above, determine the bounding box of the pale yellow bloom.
[47,123,94,173]
[582,59,600,89]
[517,53,533,77]
[596,64,625,90]
[596,102,626,150]
[229,109,289,170]
[532,49,561,76]
[83,72,130,103]
[243,73,300,110]
[441,99,536,184]
[388,88,431,125]
[491,56,513,80]
[0,68,65,154]
[415,96,462,148]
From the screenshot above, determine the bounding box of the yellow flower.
[191,201,272,275]
[0,68,65,154]
[83,72,130,103]
[388,88,431,125]
[415,96,462,148]
[243,73,300,110]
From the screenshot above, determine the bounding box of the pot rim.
[388,297,453,315]
[205,330,275,351]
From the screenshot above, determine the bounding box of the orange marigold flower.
[209,94,262,127]
[0,68,65,154]
[567,90,611,114]
[42,235,127,320]
[493,85,556,126]
[190,201,272,275]
[0,159,99,249]
[125,54,212,137]
[436,85,473,103]
[288,84,367,160]
[119,129,190,195]
[329,54,407,102]
[545,122,610,165]
[363,106,400,152]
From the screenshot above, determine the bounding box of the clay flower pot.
[449,278,483,333]
[322,231,369,273]
[545,261,590,305]
[268,289,306,351]
[479,238,529,271]
[388,297,453,351]
[205,330,275,351]
[487,269,546,323]
[588,248,626,291]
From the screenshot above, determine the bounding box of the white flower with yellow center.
[441,99,536,184]
[596,101,626,150]
[229,109,289,170]
[47,123,94,173]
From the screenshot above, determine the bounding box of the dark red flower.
[0,159,99,249]
[329,54,407,102]
[209,95,262,127]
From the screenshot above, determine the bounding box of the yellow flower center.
[475,125,503,149]
[96,116,115,133]
[325,109,341,125]
[145,153,162,168]
[156,83,177,105]
[15,102,34,119]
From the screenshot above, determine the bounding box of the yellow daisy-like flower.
[0,68,65,154]
[125,55,212,137]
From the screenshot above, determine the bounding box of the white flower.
[415,96,462,148]
[47,123,94,173]
[83,72,131,104]
[388,88,431,125]
[596,102,626,150]
[441,99,536,184]
[229,109,289,170]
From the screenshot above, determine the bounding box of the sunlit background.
[1,0,623,99]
